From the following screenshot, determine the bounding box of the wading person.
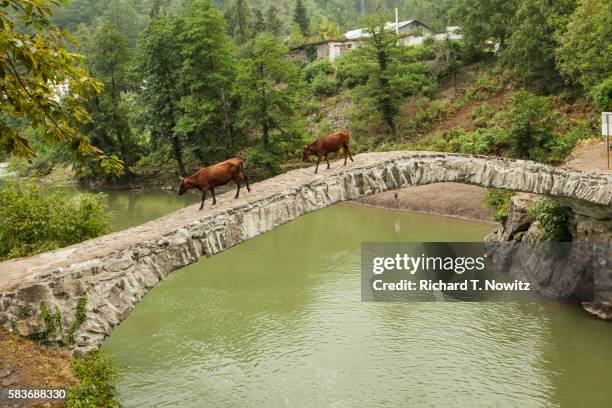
[393,188,400,209]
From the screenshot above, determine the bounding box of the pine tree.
[293,0,310,36]
[224,0,253,43]
[266,5,282,35]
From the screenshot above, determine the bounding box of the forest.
[2,0,610,186]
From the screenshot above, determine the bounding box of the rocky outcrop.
[487,190,612,320]
[1,151,611,351]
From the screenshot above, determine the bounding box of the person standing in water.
[393,188,400,209]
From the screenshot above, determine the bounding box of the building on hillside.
[433,26,463,41]
[343,19,432,40]
[289,39,360,63]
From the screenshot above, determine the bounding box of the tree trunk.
[262,120,270,150]
[172,134,187,177]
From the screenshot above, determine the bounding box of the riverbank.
[0,330,76,408]
[353,182,497,223]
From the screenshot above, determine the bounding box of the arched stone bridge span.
[1,151,611,350]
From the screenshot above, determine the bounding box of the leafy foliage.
[136,14,186,175]
[527,197,572,242]
[293,0,309,36]
[67,350,121,408]
[76,21,141,173]
[592,77,612,112]
[556,0,612,91]
[303,59,334,83]
[502,0,576,87]
[235,33,302,150]
[502,91,555,160]
[0,0,123,174]
[0,181,113,260]
[451,0,520,51]
[175,0,238,164]
[484,189,514,222]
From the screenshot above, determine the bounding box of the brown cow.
[178,157,250,210]
[302,129,354,174]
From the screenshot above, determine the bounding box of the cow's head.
[302,145,313,161]
[178,178,192,195]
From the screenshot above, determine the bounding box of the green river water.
[95,195,612,408]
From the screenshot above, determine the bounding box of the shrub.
[0,181,113,260]
[484,189,514,222]
[402,98,452,136]
[501,91,555,160]
[336,50,375,88]
[545,123,592,164]
[472,103,494,128]
[527,197,572,242]
[67,350,121,408]
[448,127,505,155]
[311,73,338,96]
[304,98,321,115]
[303,59,334,83]
[463,72,504,101]
[592,78,612,112]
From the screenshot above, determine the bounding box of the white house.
[343,19,432,40]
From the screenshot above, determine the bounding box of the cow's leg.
[325,153,330,169]
[345,142,354,162]
[199,190,207,211]
[343,146,348,165]
[234,176,241,199]
[315,155,321,174]
[211,187,217,205]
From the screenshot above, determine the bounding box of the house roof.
[343,19,431,40]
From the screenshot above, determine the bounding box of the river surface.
[102,202,612,408]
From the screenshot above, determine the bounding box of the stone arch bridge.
[1,151,611,350]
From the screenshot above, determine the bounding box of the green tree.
[265,5,282,36]
[78,21,141,174]
[294,0,310,36]
[288,23,305,47]
[137,15,187,176]
[176,0,237,163]
[361,15,400,132]
[503,91,554,160]
[556,0,612,91]
[502,0,576,86]
[0,0,122,174]
[315,16,341,40]
[235,33,301,149]
[451,0,519,52]
[224,0,253,44]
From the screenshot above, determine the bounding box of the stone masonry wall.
[1,151,611,351]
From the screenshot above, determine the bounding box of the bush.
[336,50,375,88]
[448,127,505,155]
[545,123,592,164]
[527,197,572,242]
[311,72,338,96]
[501,91,555,160]
[401,98,452,136]
[592,78,612,112]
[67,350,121,408]
[303,59,334,83]
[484,189,514,222]
[0,181,113,260]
